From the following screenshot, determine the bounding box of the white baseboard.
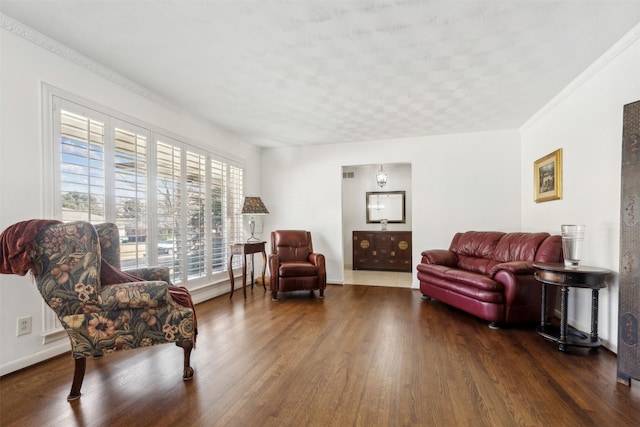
[190,280,232,304]
[0,341,71,377]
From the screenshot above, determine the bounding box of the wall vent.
[342,171,355,179]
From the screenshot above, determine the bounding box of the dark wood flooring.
[1,284,639,426]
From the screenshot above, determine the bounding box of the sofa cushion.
[493,232,549,262]
[456,255,497,276]
[417,265,504,303]
[450,231,505,258]
[436,281,504,304]
[416,264,503,292]
[447,231,505,275]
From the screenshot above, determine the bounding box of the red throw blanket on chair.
[0,219,61,276]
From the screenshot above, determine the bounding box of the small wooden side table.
[228,241,267,299]
[533,262,610,352]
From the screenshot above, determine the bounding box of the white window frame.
[41,83,244,338]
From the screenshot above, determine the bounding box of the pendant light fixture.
[376,164,388,188]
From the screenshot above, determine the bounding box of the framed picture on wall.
[534,148,563,203]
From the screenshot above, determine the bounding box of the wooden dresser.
[352,230,412,272]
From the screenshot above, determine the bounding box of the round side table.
[533,262,610,352]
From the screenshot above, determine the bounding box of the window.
[52,95,244,286]
[58,108,106,222]
[156,140,184,282]
[226,163,244,269]
[185,150,207,279]
[211,159,225,271]
[113,123,149,269]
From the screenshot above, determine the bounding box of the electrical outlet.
[16,316,32,336]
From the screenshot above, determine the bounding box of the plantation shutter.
[113,122,149,269]
[186,150,207,279]
[227,163,244,269]
[58,107,106,222]
[156,140,183,283]
[210,159,225,272]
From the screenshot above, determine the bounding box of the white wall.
[261,129,522,285]
[520,31,640,351]
[0,28,261,375]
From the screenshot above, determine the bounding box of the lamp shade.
[241,196,269,215]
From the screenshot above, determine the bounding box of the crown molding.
[0,13,258,149]
[520,22,640,132]
[0,13,169,105]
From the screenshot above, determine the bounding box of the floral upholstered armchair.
[31,221,195,400]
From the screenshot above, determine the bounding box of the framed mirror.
[366,191,406,223]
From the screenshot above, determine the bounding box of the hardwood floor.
[343,268,413,288]
[1,284,639,427]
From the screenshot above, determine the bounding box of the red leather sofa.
[417,231,562,328]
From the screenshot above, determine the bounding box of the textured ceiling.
[2,1,639,148]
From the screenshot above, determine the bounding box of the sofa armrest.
[490,261,533,278]
[100,281,170,311]
[308,252,324,266]
[493,269,547,320]
[420,249,457,267]
[309,252,327,288]
[268,254,280,289]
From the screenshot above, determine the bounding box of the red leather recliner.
[268,230,326,301]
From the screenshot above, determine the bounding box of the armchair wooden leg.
[67,357,86,401]
[176,340,194,380]
[319,289,324,298]
[272,290,278,301]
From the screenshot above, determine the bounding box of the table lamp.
[241,196,269,242]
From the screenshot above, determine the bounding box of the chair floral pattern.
[95,223,171,282]
[32,221,194,400]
